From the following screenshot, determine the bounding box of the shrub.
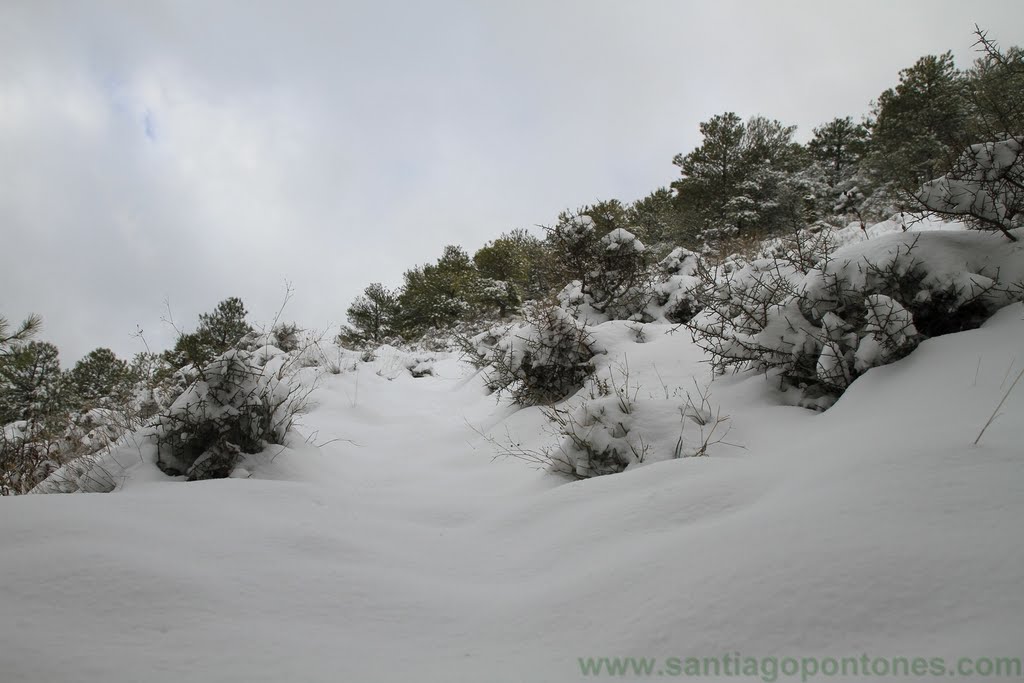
[648,247,703,323]
[483,305,597,406]
[0,421,61,495]
[554,221,654,322]
[151,348,311,480]
[271,322,304,353]
[405,357,435,378]
[481,370,736,479]
[688,228,1023,405]
[916,136,1023,242]
[539,370,649,478]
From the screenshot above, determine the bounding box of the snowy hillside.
[2,290,1022,681]
[6,8,1024,682]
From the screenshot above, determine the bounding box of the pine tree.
[576,199,631,237]
[473,228,552,301]
[0,314,41,357]
[868,52,969,189]
[672,113,810,240]
[397,245,484,335]
[808,117,870,189]
[342,283,401,346]
[163,297,254,370]
[67,348,131,406]
[627,188,687,250]
[0,341,65,424]
[672,112,747,232]
[197,297,253,351]
[965,28,1024,140]
[546,211,602,287]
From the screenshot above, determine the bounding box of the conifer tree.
[342,283,401,346]
[67,348,131,405]
[0,341,65,424]
[868,52,969,188]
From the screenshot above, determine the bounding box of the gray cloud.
[2,0,1022,362]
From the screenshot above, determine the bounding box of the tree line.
[341,29,1023,346]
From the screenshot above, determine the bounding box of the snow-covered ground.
[2,299,1022,682]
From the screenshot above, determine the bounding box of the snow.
[601,227,645,253]
[805,227,1024,310]
[2,295,1024,681]
[829,214,968,248]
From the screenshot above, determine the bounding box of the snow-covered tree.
[586,228,651,319]
[673,113,812,241]
[547,212,602,286]
[473,228,552,301]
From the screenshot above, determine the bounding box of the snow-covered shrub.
[270,322,303,353]
[1,355,180,495]
[917,136,1023,242]
[541,380,648,479]
[405,357,434,377]
[484,306,597,406]
[647,247,703,323]
[549,213,600,282]
[754,227,838,275]
[551,216,654,322]
[484,371,736,479]
[456,322,511,370]
[587,228,652,319]
[479,367,646,479]
[689,252,806,364]
[689,228,1024,403]
[151,348,310,480]
[0,421,61,495]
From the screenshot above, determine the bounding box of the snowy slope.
[1,308,1023,682]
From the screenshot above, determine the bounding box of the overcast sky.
[2,0,1023,363]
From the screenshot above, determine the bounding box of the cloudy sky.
[2,0,1022,362]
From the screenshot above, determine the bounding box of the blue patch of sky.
[95,68,157,141]
[142,110,156,141]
